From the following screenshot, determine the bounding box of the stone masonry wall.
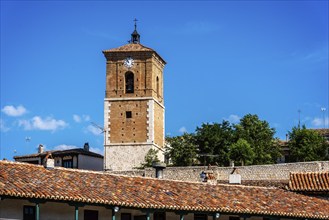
[109,161,329,183]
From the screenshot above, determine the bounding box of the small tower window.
[125,72,134,93]
[156,76,160,95]
[126,111,132,118]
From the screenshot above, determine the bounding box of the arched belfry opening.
[125,72,134,93]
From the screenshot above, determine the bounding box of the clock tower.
[103,24,166,171]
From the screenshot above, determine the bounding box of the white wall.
[78,154,103,171]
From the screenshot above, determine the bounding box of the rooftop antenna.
[90,122,105,134]
[321,107,326,128]
[90,122,108,170]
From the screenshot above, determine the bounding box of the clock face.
[124,57,134,68]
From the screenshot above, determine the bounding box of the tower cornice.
[102,43,166,65]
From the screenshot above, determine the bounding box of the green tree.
[165,133,198,166]
[195,120,234,166]
[229,138,255,166]
[234,114,281,164]
[139,148,160,168]
[288,125,329,162]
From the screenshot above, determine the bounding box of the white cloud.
[0,119,10,132]
[73,114,90,123]
[73,114,81,123]
[2,105,27,117]
[18,119,32,130]
[224,114,241,123]
[311,117,329,127]
[178,126,188,133]
[19,116,68,132]
[86,125,103,136]
[54,144,78,151]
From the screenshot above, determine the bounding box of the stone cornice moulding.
[104,97,165,109]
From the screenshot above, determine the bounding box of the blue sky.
[1,1,328,160]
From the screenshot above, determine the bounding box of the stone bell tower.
[103,23,166,171]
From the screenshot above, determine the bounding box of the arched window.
[125,72,134,93]
[156,76,159,95]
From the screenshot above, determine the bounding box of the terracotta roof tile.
[102,43,166,64]
[1,161,329,219]
[103,43,154,52]
[289,171,329,192]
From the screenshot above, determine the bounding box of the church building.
[103,23,166,171]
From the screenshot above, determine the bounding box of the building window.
[126,111,132,119]
[121,213,131,220]
[156,76,159,95]
[63,159,73,168]
[125,72,134,93]
[154,211,166,220]
[23,206,35,220]
[194,214,207,220]
[84,210,98,220]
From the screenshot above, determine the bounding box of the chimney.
[152,162,166,179]
[38,144,44,153]
[44,153,54,169]
[84,142,90,151]
[229,166,241,184]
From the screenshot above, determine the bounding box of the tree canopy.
[166,114,282,167]
[165,133,198,166]
[195,120,234,166]
[165,114,329,167]
[229,138,255,166]
[234,114,281,164]
[288,125,329,162]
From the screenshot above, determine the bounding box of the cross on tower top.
[131,18,140,44]
[134,18,138,30]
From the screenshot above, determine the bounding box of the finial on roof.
[131,18,140,44]
[134,18,138,30]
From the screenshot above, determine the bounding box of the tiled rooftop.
[103,43,154,52]
[102,43,166,64]
[289,171,329,192]
[1,160,329,219]
[13,148,103,160]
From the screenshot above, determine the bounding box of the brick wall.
[108,100,148,143]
